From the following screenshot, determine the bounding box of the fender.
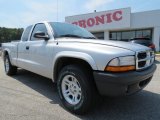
[52,51,98,81]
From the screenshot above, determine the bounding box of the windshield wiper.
[58,34,83,38]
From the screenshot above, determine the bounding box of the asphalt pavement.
[0,57,160,120]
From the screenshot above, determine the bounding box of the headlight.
[105,56,136,72]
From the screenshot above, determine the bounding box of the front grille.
[138,61,146,68]
[137,52,147,60]
[136,50,155,70]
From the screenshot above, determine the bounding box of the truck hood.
[59,38,150,52]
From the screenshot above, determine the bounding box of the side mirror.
[34,31,50,41]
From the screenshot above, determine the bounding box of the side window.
[21,25,32,41]
[31,23,48,41]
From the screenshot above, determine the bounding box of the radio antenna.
[57,0,59,21]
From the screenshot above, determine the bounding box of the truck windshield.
[49,22,96,39]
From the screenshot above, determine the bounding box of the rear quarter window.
[21,25,33,41]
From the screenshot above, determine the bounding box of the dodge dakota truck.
[2,21,156,114]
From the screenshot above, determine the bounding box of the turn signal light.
[105,66,135,72]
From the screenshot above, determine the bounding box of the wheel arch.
[52,51,98,82]
[3,49,9,60]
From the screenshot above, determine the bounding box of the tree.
[0,27,24,43]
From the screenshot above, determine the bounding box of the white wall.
[67,9,160,51]
[65,8,131,32]
[131,10,160,51]
[102,10,160,51]
[104,31,109,40]
[153,27,160,51]
[131,10,160,28]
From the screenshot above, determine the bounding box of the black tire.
[57,64,97,115]
[4,55,17,76]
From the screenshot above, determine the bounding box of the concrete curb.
[156,54,160,57]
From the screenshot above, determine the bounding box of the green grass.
[155,52,160,54]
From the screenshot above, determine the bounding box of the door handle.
[26,46,29,50]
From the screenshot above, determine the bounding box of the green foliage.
[156,52,160,54]
[0,27,24,43]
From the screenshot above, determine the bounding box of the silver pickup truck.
[2,21,156,114]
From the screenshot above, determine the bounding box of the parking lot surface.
[0,57,160,120]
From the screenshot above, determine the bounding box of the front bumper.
[93,64,156,97]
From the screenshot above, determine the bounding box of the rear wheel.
[57,64,97,115]
[4,55,17,75]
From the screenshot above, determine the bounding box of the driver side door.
[27,23,54,78]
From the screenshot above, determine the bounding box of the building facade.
[65,8,160,51]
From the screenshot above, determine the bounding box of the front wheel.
[57,65,97,115]
[4,55,17,76]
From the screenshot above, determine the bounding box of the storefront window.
[122,31,135,41]
[117,32,121,40]
[136,30,143,38]
[122,32,130,41]
[109,32,117,40]
[109,29,152,41]
[143,30,151,38]
[92,32,104,39]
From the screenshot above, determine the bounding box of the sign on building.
[65,8,131,32]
